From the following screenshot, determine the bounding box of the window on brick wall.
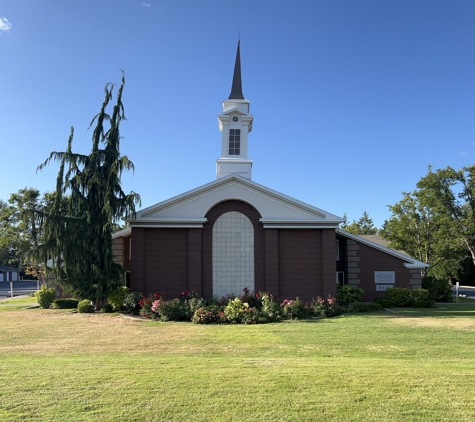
[336,271,345,287]
[335,239,339,261]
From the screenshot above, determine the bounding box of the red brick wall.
[131,228,189,298]
[129,200,339,302]
[346,239,422,301]
[277,229,336,302]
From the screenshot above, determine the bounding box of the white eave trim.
[112,227,132,239]
[337,229,429,268]
[261,219,340,229]
[129,218,207,229]
[403,263,429,269]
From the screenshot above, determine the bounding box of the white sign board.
[375,271,395,284]
[376,285,391,291]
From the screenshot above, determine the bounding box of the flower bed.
[118,288,343,324]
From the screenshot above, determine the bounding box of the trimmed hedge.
[53,299,79,309]
[386,287,434,308]
[77,299,95,313]
[352,302,383,313]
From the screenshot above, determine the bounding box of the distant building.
[113,42,428,302]
[0,266,21,282]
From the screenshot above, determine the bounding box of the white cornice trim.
[261,219,340,229]
[130,223,205,228]
[112,227,131,239]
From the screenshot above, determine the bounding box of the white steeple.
[216,41,254,180]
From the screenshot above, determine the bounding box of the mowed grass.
[1,301,475,421]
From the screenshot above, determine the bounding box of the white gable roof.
[128,175,342,229]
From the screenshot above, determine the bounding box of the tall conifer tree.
[38,73,140,308]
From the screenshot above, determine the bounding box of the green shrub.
[53,299,79,309]
[374,297,392,308]
[386,287,432,307]
[224,297,248,323]
[240,287,261,309]
[336,285,364,308]
[386,287,413,307]
[312,295,343,318]
[352,302,383,313]
[35,286,56,309]
[100,303,114,313]
[281,297,312,320]
[259,292,283,322]
[192,305,224,324]
[108,286,128,311]
[77,299,95,313]
[241,307,260,324]
[154,298,191,322]
[187,296,207,316]
[124,291,142,315]
[422,276,454,302]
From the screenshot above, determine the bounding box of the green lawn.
[1,300,475,421]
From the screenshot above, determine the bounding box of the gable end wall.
[346,239,422,301]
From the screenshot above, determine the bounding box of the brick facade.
[129,200,338,301]
[338,234,422,301]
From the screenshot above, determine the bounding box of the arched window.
[212,211,254,298]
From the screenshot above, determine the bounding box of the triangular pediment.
[129,175,342,229]
[219,107,250,117]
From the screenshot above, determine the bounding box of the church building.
[112,42,428,302]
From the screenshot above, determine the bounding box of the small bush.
[224,297,248,323]
[259,292,283,322]
[281,297,312,320]
[153,298,191,322]
[241,307,260,324]
[386,287,413,307]
[336,285,364,308]
[240,287,261,309]
[138,292,164,319]
[352,302,383,313]
[192,305,224,324]
[312,295,343,318]
[422,276,454,302]
[77,299,95,313]
[100,303,114,313]
[124,291,142,315]
[187,296,207,316]
[53,299,79,309]
[374,297,392,308]
[35,286,56,309]
[108,286,128,311]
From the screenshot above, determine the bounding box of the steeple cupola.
[216,41,254,180]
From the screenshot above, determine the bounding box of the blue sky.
[1,1,474,228]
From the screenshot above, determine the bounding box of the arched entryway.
[212,211,254,298]
[202,200,265,299]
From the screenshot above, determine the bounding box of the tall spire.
[228,40,244,100]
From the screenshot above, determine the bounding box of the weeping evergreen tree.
[37,73,140,309]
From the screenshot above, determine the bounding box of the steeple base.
[216,157,252,180]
